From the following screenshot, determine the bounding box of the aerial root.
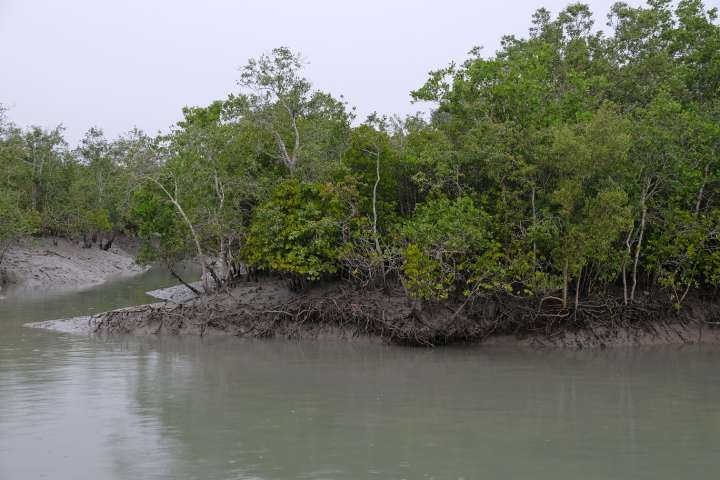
[90,289,717,347]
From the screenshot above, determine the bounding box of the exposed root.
[90,283,720,348]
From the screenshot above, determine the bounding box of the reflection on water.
[2,270,720,479]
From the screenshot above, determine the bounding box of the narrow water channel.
[1,269,719,479]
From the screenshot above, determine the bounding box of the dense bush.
[243,179,351,281]
[400,197,504,300]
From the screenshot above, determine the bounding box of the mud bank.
[146,282,201,303]
[31,279,720,349]
[0,237,146,295]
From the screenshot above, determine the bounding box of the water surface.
[1,271,720,479]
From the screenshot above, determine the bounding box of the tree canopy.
[2,1,719,308]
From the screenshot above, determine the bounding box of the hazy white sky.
[1,0,695,144]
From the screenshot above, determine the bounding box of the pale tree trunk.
[630,186,648,303]
[30,143,42,210]
[213,170,233,286]
[362,145,385,285]
[562,258,569,309]
[147,176,213,293]
[695,162,709,215]
[531,187,537,271]
[371,151,382,257]
[575,266,582,308]
[273,131,295,170]
[274,99,301,170]
[622,227,634,305]
[372,149,386,285]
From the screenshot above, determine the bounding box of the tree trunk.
[575,266,582,308]
[531,187,537,271]
[147,176,211,292]
[206,262,223,290]
[31,180,39,211]
[695,162,709,215]
[372,151,381,254]
[630,196,647,302]
[562,259,569,309]
[101,233,116,251]
[169,266,201,296]
[622,228,633,305]
[371,150,385,284]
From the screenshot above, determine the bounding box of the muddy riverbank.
[0,237,146,295]
[30,278,720,349]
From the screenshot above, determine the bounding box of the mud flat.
[1,237,147,295]
[146,282,201,303]
[26,316,94,334]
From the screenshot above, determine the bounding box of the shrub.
[400,196,507,301]
[243,179,350,281]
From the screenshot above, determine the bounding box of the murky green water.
[1,270,720,479]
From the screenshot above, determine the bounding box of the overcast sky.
[1,0,694,145]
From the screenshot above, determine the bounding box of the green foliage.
[130,186,192,266]
[2,1,720,309]
[401,197,506,301]
[0,190,36,258]
[402,243,453,301]
[648,208,720,306]
[236,47,353,177]
[243,179,350,281]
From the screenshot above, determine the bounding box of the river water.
[1,269,720,479]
